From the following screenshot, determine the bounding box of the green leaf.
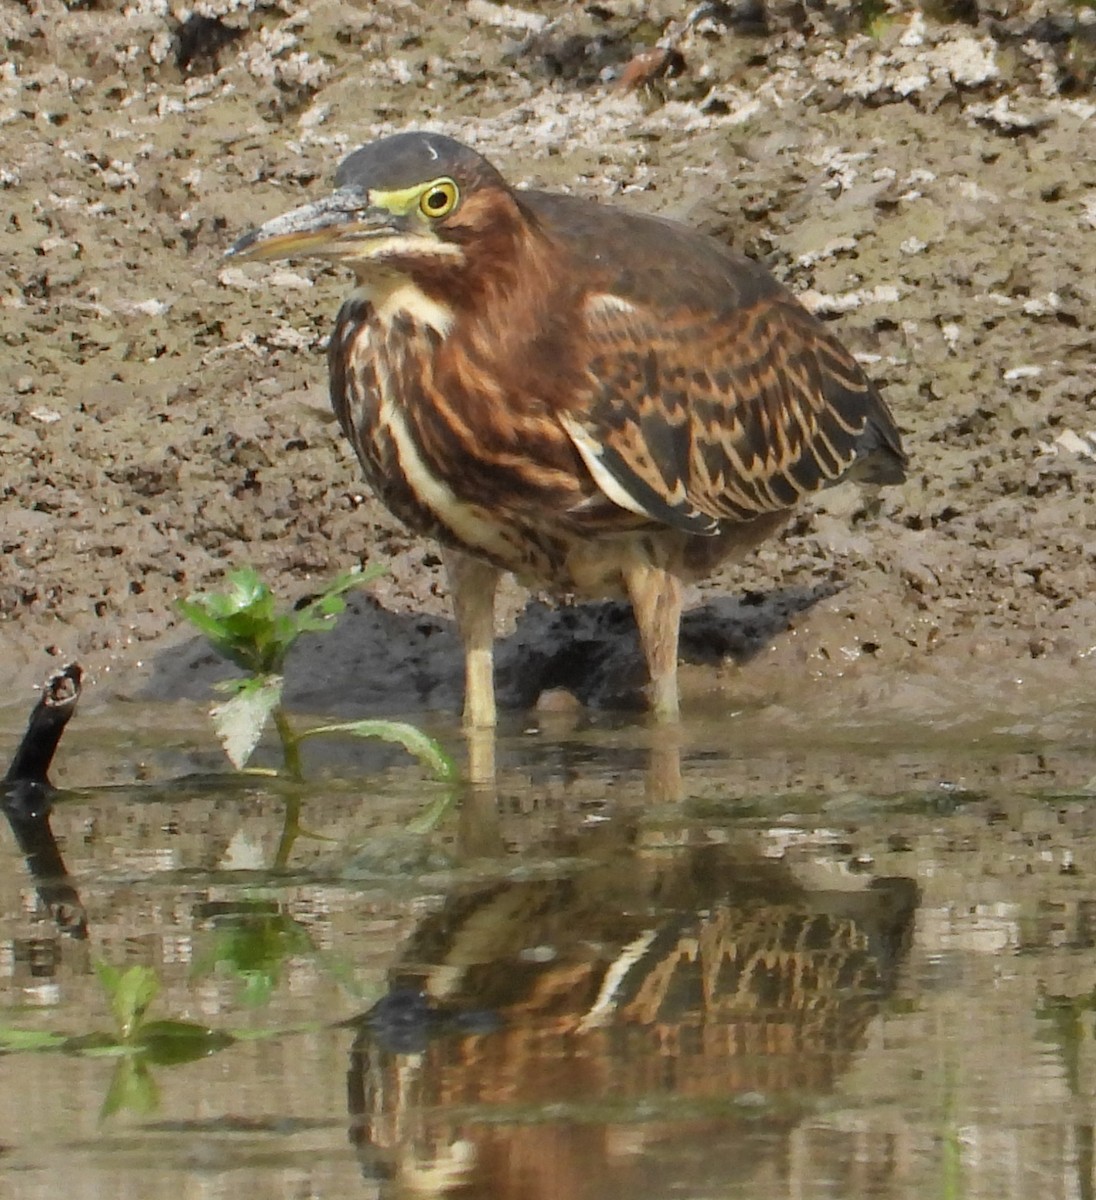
[223,566,269,609]
[175,597,230,643]
[96,963,159,1041]
[134,1020,235,1065]
[94,959,123,996]
[64,1032,127,1056]
[178,565,387,680]
[177,568,284,673]
[293,564,387,633]
[100,1053,160,1120]
[405,788,461,836]
[194,567,272,624]
[211,675,283,769]
[292,597,346,634]
[239,972,276,1007]
[298,719,458,781]
[192,910,315,1007]
[0,1027,68,1052]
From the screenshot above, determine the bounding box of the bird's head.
[227,131,530,293]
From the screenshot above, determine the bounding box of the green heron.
[229,131,906,727]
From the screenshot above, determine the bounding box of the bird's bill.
[226,188,398,262]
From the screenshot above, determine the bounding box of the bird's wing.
[561,284,906,536]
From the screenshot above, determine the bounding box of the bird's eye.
[419,180,458,218]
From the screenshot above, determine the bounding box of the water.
[2,698,1096,1199]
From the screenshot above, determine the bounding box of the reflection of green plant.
[98,961,160,1040]
[177,566,456,783]
[0,964,235,1119]
[193,902,320,1007]
[1036,986,1096,1096]
[938,1060,964,1200]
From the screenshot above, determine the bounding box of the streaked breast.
[332,288,521,566]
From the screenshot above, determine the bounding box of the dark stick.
[3,663,83,799]
[2,664,88,939]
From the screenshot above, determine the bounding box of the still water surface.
[2,700,1095,1200]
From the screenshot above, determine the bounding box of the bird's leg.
[647,723,684,804]
[623,561,683,721]
[443,549,502,730]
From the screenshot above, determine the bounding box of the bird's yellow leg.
[647,723,684,804]
[443,549,502,730]
[623,561,683,721]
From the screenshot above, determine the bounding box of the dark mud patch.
[142,581,843,717]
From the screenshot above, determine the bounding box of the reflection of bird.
[348,839,919,1197]
[229,132,906,726]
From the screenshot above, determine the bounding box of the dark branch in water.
[4,663,83,801]
[2,663,88,939]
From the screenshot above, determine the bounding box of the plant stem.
[272,707,303,783]
[274,793,303,869]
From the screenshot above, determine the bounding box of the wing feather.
[563,283,906,535]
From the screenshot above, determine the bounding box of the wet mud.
[1,0,1094,730]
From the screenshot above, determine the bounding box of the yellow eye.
[419,180,458,219]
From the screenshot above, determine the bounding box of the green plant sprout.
[0,961,339,1120]
[0,963,236,1119]
[177,566,456,784]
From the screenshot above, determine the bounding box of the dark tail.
[846,389,907,486]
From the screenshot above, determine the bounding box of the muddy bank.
[1,0,1094,724]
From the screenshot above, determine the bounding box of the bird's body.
[230,132,906,725]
